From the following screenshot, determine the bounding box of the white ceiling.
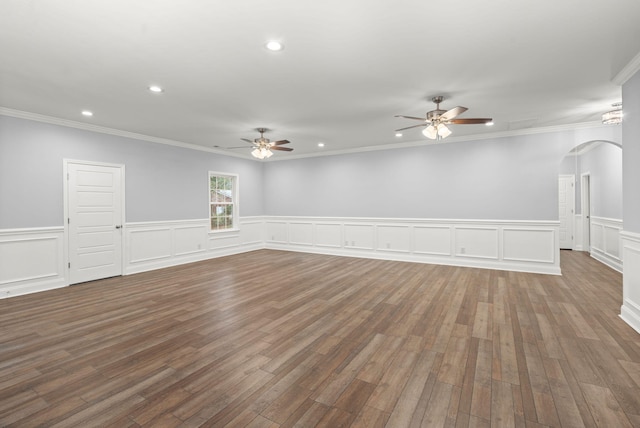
[1,1,639,158]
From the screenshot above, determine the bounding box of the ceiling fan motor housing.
[427,110,446,121]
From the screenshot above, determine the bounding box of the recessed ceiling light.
[317,142,325,148]
[486,121,494,126]
[81,110,93,117]
[265,40,283,51]
[148,85,163,93]
[395,133,402,137]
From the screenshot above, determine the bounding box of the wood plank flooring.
[1,249,639,427]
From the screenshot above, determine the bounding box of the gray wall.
[559,142,623,219]
[0,114,623,229]
[579,143,623,219]
[0,116,264,229]
[623,70,640,233]
[264,127,621,220]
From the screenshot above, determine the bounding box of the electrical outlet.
[460,247,466,254]
[386,243,390,249]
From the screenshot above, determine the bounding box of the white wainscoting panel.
[621,231,640,334]
[266,221,288,243]
[503,228,556,264]
[0,228,66,298]
[175,224,208,256]
[290,222,314,246]
[376,224,411,253]
[590,217,623,272]
[454,227,499,259]
[414,225,451,256]
[344,223,375,250]
[128,227,173,264]
[264,217,560,275]
[316,223,342,248]
[126,218,265,275]
[240,220,264,245]
[1,216,563,299]
[209,233,241,250]
[574,214,583,251]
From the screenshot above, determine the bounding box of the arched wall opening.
[558,139,623,271]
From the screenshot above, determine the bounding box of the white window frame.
[209,171,239,232]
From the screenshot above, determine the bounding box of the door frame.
[63,159,126,284]
[558,174,575,250]
[581,172,591,253]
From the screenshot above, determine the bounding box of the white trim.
[264,216,560,275]
[0,227,66,297]
[63,159,126,284]
[1,107,248,160]
[0,107,606,161]
[268,121,606,161]
[208,171,240,233]
[581,173,591,253]
[613,50,640,85]
[0,216,563,299]
[124,217,263,275]
[590,216,623,273]
[558,174,575,250]
[620,231,640,334]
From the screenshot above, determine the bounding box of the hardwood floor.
[1,250,639,427]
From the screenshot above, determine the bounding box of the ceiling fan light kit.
[240,127,293,159]
[396,96,492,140]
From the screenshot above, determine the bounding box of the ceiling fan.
[239,128,293,159]
[395,96,492,140]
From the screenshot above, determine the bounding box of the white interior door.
[559,175,575,249]
[66,161,124,284]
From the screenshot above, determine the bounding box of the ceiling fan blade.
[448,118,493,124]
[440,106,468,121]
[271,146,293,151]
[271,139,290,146]
[395,123,429,132]
[241,138,254,144]
[395,115,427,121]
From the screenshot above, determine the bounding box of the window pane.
[210,173,236,231]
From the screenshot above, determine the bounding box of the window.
[209,172,238,231]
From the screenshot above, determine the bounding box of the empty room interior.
[2,1,640,427]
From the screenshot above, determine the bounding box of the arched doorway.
[559,140,623,271]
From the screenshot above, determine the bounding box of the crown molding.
[0,106,605,162]
[0,107,251,160]
[269,120,605,161]
[613,50,640,85]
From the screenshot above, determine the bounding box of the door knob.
[115,225,122,229]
